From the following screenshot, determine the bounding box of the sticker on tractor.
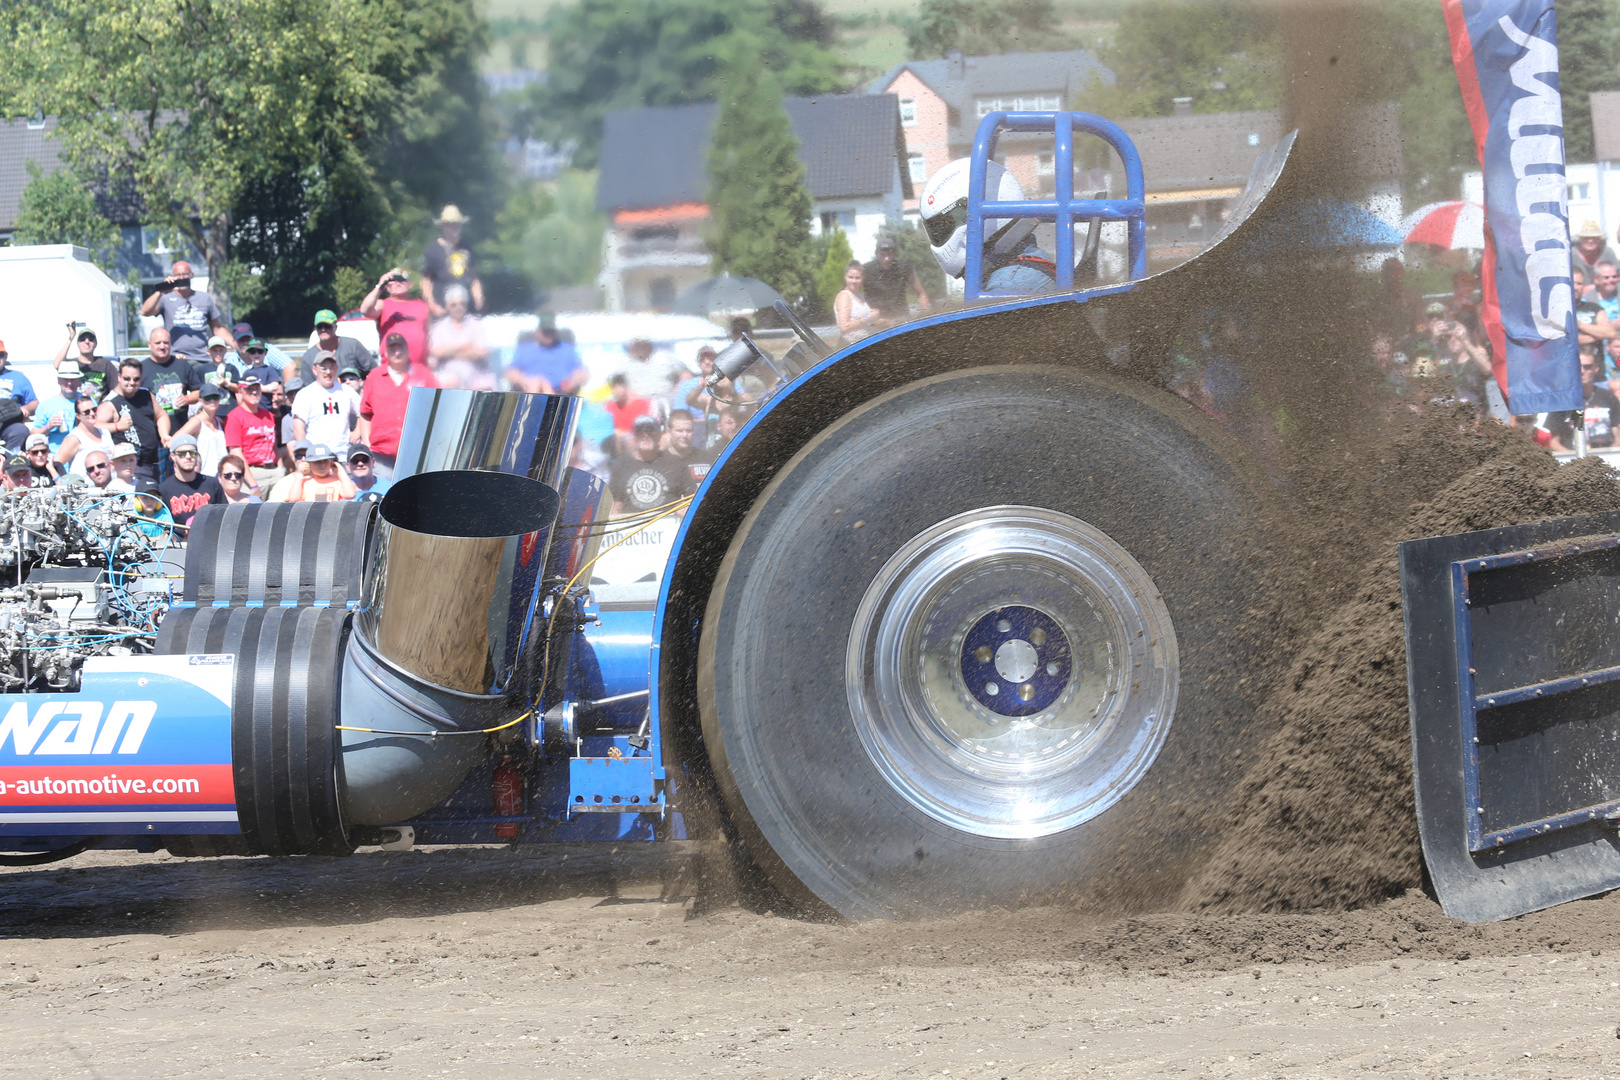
[0,655,236,835]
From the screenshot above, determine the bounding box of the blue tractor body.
[17,112,1452,924]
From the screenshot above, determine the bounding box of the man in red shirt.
[357,332,437,479]
[359,266,431,369]
[223,375,282,490]
[603,373,652,452]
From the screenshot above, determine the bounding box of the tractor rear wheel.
[698,366,1271,918]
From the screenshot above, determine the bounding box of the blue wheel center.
[959,606,1073,716]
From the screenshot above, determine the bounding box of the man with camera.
[139,259,233,361]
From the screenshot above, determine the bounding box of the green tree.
[0,0,499,330]
[815,227,854,312]
[482,170,608,299]
[1089,0,1282,117]
[1559,0,1620,163]
[534,0,845,168]
[906,0,1068,59]
[10,162,119,268]
[706,48,818,306]
[1349,1,1476,206]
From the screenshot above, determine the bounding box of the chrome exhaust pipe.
[339,390,577,827]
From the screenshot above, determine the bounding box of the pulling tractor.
[4,112,1614,926]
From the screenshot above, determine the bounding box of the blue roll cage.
[963,111,1148,298]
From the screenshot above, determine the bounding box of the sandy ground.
[4,845,1620,1079]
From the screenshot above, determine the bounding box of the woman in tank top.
[55,398,115,476]
[834,260,876,343]
[172,389,228,475]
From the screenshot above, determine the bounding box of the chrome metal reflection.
[358,470,561,697]
[845,506,1179,840]
[394,389,581,491]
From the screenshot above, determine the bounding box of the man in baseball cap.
[345,443,389,501]
[52,323,117,398]
[609,414,694,515]
[21,433,58,488]
[299,306,374,385]
[4,454,35,490]
[286,442,355,503]
[863,232,931,324]
[356,330,438,478]
[156,433,223,526]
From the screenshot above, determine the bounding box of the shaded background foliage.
[5,0,1619,330]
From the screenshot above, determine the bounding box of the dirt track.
[5,845,1620,1079]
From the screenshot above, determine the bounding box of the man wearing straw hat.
[1573,221,1617,282]
[423,204,483,317]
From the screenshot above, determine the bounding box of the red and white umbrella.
[1401,201,1486,250]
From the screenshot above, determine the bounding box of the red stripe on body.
[0,764,234,806]
[1443,0,1509,399]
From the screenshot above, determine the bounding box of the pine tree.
[815,227,854,313]
[706,46,818,306]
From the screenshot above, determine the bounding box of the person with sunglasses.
[82,451,131,494]
[171,386,228,476]
[21,434,59,488]
[223,375,281,490]
[344,444,389,501]
[215,453,260,505]
[97,359,168,487]
[156,434,224,527]
[285,443,356,503]
[56,395,115,477]
[265,440,312,502]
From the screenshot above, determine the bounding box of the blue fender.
[650,128,1297,776]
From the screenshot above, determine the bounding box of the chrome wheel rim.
[845,506,1179,839]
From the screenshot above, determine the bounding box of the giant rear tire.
[698,367,1271,919]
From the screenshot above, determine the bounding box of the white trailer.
[0,244,129,399]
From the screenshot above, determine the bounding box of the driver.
[919,159,1055,295]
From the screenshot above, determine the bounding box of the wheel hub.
[846,506,1180,839]
[960,606,1072,715]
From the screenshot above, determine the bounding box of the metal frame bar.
[964,111,1147,299]
[1452,534,1620,851]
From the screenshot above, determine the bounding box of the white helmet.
[919,158,1039,278]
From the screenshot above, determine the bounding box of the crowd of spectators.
[4,221,772,542]
[0,256,429,532]
[1354,235,1620,454]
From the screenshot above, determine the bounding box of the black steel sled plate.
[1401,512,1620,922]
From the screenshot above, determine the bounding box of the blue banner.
[1445,0,1581,415]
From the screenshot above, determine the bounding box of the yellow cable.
[336,708,533,737]
[337,496,693,739]
[529,496,693,715]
